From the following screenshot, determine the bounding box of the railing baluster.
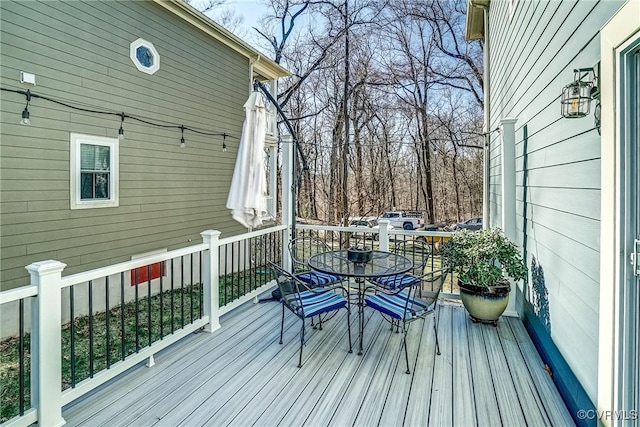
[89,280,94,378]
[199,251,203,319]
[135,269,139,353]
[70,285,76,387]
[244,238,248,294]
[19,298,25,415]
[180,256,185,329]
[120,272,125,361]
[231,243,235,302]
[106,276,110,369]
[170,258,175,334]
[147,264,152,347]
[190,253,194,324]
[160,269,164,338]
[223,245,228,305]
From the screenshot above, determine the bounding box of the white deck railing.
[0,222,453,426]
[0,226,286,427]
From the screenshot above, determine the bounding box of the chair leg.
[434,316,441,356]
[298,317,305,368]
[346,303,352,353]
[279,303,285,345]
[403,322,411,374]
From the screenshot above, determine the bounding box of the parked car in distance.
[349,217,395,240]
[451,217,483,231]
[378,211,424,230]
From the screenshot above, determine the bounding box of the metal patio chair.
[267,261,352,367]
[365,266,449,374]
[288,237,346,329]
[368,240,431,290]
[288,237,345,287]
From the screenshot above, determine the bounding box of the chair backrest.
[288,237,332,273]
[406,266,450,317]
[267,261,307,308]
[393,240,431,277]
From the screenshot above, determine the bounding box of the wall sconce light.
[561,68,598,118]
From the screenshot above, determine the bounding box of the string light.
[21,89,31,125]
[118,112,125,140]
[1,87,236,146]
[222,133,227,152]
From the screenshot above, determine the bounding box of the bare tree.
[246,0,484,225]
[185,0,247,35]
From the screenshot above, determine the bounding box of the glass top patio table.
[307,249,413,279]
[308,249,413,355]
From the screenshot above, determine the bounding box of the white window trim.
[130,38,160,75]
[70,133,119,210]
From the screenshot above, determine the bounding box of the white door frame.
[599,2,640,425]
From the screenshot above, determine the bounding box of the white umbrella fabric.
[226,91,268,228]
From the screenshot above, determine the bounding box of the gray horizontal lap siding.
[488,0,625,403]
[0,0,251,289]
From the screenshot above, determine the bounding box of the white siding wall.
[487,0,625,402]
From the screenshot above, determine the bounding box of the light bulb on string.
[180,125,186,148]
[20,90,31,125]
[118,113,125,140]
[222,133,227,152]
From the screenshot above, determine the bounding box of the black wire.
[2,86,484,148]
[1,87,239,140]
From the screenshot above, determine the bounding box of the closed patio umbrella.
[226,91,268,228]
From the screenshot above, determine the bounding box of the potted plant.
[441,228,527,326]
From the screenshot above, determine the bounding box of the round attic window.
[130,38,159,75]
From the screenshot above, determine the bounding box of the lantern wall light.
[561,67,599,119]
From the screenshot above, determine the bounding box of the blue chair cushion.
[291,291,347,318]
[365,292,432,320]
[295,271,342,287]
[371,273,420,289]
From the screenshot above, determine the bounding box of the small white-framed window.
[130,38,160,75]
[70,133,119,209]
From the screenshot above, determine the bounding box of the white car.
[349,218,396,240]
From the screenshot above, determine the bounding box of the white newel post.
[201,230,221,332]
[26,260,67,427]
[378,220,390,252]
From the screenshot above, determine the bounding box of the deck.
[62,299,575,426]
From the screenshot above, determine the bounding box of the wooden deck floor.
[62,299,575,426]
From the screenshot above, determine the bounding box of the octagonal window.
[136,46,154,68]
[130,38,160,75]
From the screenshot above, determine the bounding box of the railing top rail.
[0,284,38,304]
[218,224,286,246]
[295,223,454,237]
[60,243,209,289]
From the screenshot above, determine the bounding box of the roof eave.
[153,0,290,79]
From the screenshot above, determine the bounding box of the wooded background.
[192,0,484,226]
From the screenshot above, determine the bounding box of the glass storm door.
[619,37,639,427]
